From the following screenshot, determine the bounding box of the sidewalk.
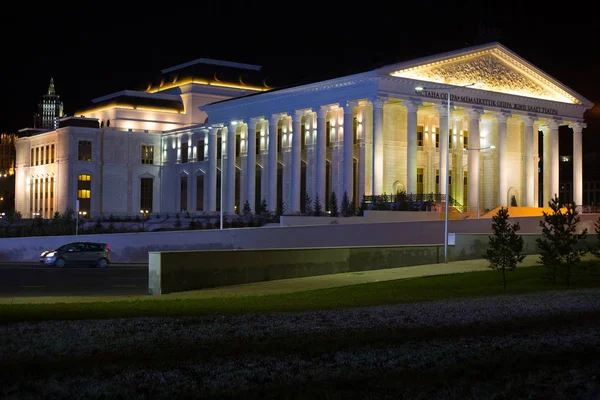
[1,255,542,305]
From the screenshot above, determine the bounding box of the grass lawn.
[2,259,600,324]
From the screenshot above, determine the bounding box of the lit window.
[417,126,424,147]
[141,145,154,165]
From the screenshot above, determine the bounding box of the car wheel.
[97,258,109,268]
[55,258,66,268]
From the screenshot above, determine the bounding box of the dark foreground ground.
[2,289,600,399]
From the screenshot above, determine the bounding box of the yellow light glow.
[145,78,268,93]
[75,104,182,115]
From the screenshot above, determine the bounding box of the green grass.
[2,260,600,324]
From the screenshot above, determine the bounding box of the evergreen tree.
[341,191,350,217]
[313,195,323,216]
[276,199,285,217]
[259,198,268,214]
[329,192,339,217]
[356,194,367,216]
[593,215,600,259]
[242,200,252,215]
[536,196,588,286]
[303,192,312,215]
[483,207,525,290]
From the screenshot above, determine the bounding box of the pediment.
[378,43,589,105]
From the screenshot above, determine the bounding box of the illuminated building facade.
[34,78,65,130]
[15,43,593,218]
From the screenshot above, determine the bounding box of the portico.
[195,43,591,216]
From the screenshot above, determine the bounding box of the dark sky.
[2,1,599,143]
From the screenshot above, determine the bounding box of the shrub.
[329,192,339,217]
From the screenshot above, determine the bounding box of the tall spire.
[47,77,56,95]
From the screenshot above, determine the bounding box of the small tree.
[276,199,285,217]
[341,191,350,217]
[329,192,339,217]
[592,215,600,259]
[356,194,367,216]
[483,207,525,290]
[258,198,268,214]
[313,195,323,216]
[536,196,588,286]
[302,192,312,215]
[242,200,252,215]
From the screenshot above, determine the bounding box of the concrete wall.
[280,210,443,226]
[149,244,445,295]
[1,214,597,264]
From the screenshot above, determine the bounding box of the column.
[315,106,327,204]
[547,119,560,202]
[260,121,269,206]
[282,116,292,212]
[246,120,258,213]
[330,109,340,203]
[238,123,248,211]
[522,116,536,207]
[467,108,482,213]
[225,125,236,213]
[533,122,540,207]
[357,106,367,203]
[207,127,218,212]
[436,105,449,196]
[495,111,510,207]
[570,121,585,209]
[306,112,316,203]
[372,98,384,195]
[405,101,418,195]
[291,111,302,213]
[343,102,355,201]
[268,114,279,212]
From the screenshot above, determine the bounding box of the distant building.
[33,78,65,130]
[0,133,16,213]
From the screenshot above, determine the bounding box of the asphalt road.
[0,263,148,297]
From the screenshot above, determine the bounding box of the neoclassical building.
[15,42,593,218]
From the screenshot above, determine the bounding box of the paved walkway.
[1,255,543,305]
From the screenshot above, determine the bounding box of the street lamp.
[415,83,477,263]
[466,146,495,218]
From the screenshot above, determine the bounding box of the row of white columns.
[199,99,585,215]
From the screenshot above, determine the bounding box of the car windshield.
[56,243,77,252]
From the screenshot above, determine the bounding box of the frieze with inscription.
[415,89,558,116]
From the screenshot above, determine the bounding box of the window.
[448,170,453,198]
[50,177,54,216]
[435,128,440,148]
[196,175,204,211]
[31,148,34,166]
[436,169,440,194]
[78,140,92,161]
[180,176,188,211]
[326,121,331,148]
[449,129,453,149]
[463,131,469,149]
[417,168,424,195]
[353,117,358,145]
[236,135,241,158]
[256,136,260,155]
[141,145,154,165]
[197,140,205,161]
[51,144,55,163]
[417,126,424,147]
[35,148,39,166]
[181,142,189,163]
[140,178,153,213]
[45,145,49,164]
[77,174,91,216]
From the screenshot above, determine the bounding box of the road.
[0,263,148,297]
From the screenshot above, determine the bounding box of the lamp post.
[466,146,495,218]
[220,130,224,230]
[415,83,477,263]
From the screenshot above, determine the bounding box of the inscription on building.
[416,90,558,116]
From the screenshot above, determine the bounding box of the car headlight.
[45,252,56,258]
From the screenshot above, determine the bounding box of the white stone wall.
[383,103,407,195]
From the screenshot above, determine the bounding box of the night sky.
[2,2,599,152]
